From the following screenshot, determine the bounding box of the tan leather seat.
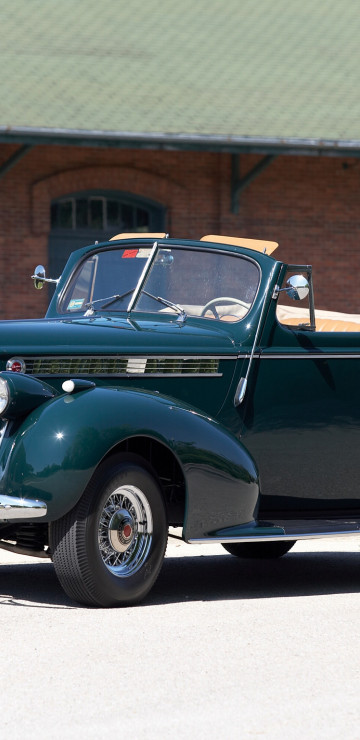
[314,318,360,332]
[282,316,310,326]
[283,316,360,332]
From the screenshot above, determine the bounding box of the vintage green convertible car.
[0,232,359,606]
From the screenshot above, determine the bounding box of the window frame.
[50,190,166,236]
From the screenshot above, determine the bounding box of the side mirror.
[31,265,59,290]
[286,275,309,301]
[32,265,46,290]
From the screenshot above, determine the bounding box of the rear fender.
[1,386,259,535]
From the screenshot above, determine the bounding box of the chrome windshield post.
[127,241,159,312]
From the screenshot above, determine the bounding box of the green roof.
[1,0,360,152]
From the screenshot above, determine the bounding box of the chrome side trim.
[0,494,47,520]
[189,530,360,544]
[236,353,360,360]
[120,373,223,378]
[259,353,360,360]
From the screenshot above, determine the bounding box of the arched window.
[48,190,166,278]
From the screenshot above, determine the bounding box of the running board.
[187,519,360,544]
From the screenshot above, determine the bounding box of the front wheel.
[222,540,296,559]
[50,454,167,607]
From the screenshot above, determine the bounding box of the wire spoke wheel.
[50,454,167,607]
[98,484,153,577]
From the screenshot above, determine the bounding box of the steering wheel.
[200,297,249,321]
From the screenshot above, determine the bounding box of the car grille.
[22,356,221,377]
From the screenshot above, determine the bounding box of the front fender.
[0,386,259,535]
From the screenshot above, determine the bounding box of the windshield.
[60,244,260,322]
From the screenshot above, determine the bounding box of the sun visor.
[110,233,168,240]
[201,235,278,255]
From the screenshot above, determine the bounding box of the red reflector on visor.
[122,249,139,259]
[6,357,26,373]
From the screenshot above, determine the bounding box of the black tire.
[222,540,296,559]
[50,453,167,607]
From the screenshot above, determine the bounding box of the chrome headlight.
[0,378,9,415]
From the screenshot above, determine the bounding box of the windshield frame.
[56,241,262,322]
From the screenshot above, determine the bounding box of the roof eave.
[1,126,360,157]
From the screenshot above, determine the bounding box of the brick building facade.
[0,142,359,320]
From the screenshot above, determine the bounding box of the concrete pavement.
[1,534,360,739]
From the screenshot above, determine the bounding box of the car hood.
[0,315,238,357]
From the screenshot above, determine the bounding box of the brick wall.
[0,143,359,318]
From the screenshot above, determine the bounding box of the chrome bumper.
[0,494,47,520]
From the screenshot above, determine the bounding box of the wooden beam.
[231,153,276,214]
[0,144,33,181]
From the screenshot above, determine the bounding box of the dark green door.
[241,313,360,515]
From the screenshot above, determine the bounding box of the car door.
[239,299,360,516]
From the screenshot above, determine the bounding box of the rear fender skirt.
[0,386,259,534]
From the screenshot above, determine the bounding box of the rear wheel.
[50,454,167,607]
[222,540,296,559]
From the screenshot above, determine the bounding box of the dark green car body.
[0,234,359,605]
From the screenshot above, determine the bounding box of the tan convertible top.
[201,235,278,255]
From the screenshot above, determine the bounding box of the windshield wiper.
[142,291,187,323]
[84,289,135,315]
[83,286,187,324]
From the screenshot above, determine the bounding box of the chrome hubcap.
[98,484,153,577]
[108,509,135,553]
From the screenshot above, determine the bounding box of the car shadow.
[0,561,74,609]
[0,549,359,609]
[148,549,360,605]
